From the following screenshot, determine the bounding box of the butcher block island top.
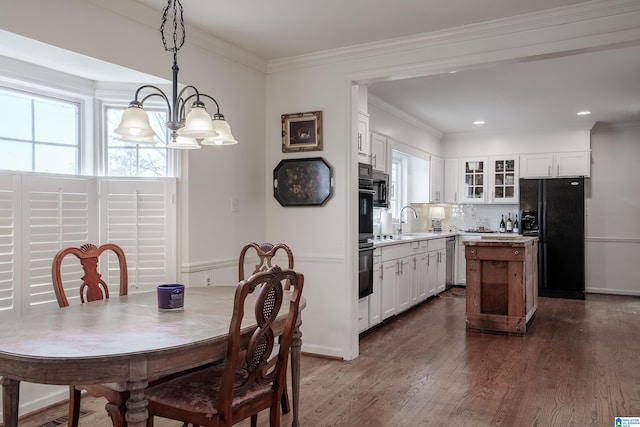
[464,236,539,335]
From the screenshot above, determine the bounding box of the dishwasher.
[445,236,456,288]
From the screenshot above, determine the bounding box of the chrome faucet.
[398,205,418,235]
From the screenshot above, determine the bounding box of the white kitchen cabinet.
[396,256,411,313]
[489,156,519,204]
[444,158,459,203]
[357,113,370,163]
[430,156,444,203]
[409,240,429,305]
[459,157,488,203]
[370,131,387,172]
[415,251,429,302]
[379,241,419,321]
[520,151,590,178]
[428,238,447,294]
[369,248,382,327]
[358,297,369,333]
[459,156,519,204]
[555,151,591,177]
[381,259,398,320]
[436,248,446,293]
[427,250,438,297]
[376,238,445,325]
[520,153,554,178]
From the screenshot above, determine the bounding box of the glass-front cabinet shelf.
[459,156,519,204]
[490,156,519,203]
[460,158,487,204]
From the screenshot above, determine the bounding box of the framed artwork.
[281,111,323,153]
[273,157,333,207]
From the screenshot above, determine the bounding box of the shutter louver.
[23,176,96,310]
[0,175,18,316]
[100,179,176,292]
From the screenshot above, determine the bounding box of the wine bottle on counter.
[499,215,506,233]
[513,214,520,234]
[506,212,513,232]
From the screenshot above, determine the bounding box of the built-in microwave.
[372,170,389,208]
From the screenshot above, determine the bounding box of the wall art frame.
[273,157,333,207]
[281,111,323,153]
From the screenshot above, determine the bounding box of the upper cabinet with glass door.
[459,156,519,204]
[459,157,487,204]
[489,156,519,204]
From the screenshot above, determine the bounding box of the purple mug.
[157,284,185,311]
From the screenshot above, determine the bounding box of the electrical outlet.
[205,274,212,286]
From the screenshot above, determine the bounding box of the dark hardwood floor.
[21,289,640,426]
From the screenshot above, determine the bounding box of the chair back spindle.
[51,243,128,307]
[239,242,294,289]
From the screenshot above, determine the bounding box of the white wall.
[266,64,354,358]
[442,127,592,157]
[368,97,442,156]
[585,122,640,295]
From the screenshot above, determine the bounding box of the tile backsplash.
[408,203,519,233]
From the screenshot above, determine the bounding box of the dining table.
[0,286,305,427]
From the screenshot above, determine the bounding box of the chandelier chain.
[160,0,185,54]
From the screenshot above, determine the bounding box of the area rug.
[439,286,466,299]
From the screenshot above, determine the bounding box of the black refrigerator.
[519,177,585,299]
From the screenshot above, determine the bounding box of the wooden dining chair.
[144,265,304,427]
[51,243,129,427]
[238,242,295,413]
[238,242,294,289]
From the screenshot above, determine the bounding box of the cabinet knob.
[514,250,519,255]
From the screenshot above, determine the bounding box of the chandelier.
[114,0,237,149]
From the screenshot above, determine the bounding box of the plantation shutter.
[21,175,97,314]
[99,179,176,292]
[0,174,20,320]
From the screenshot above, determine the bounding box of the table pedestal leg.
[1,377,19,427]
[291,317,302,427]
[125,379,149,427]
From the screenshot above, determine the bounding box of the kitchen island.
[464,235,538,335]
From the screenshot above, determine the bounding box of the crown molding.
[267,0,640,74]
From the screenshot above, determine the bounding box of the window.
[0,87,80,175]
[390,150,409,219]
[105,106,170,177]
[0,58,178,321]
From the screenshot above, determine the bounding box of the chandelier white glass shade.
[114,0,237,149]
[167,135,201,149]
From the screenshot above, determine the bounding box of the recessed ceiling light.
[473,120,485,125]
[576,111,591,116]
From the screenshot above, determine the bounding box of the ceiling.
[132,0,640,135]
[3,0,640,136]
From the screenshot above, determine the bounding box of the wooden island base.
[464,236,538,335]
